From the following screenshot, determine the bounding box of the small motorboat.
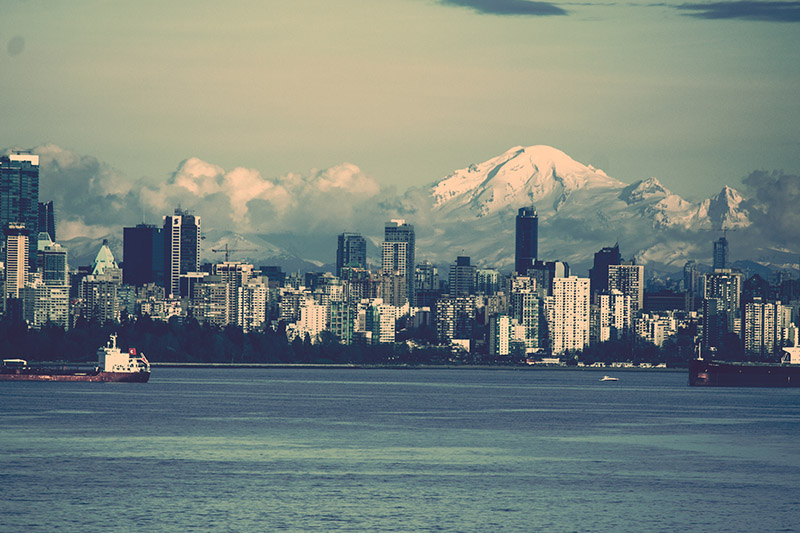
[599,375,619,382]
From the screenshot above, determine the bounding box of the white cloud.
[29,144,387,240]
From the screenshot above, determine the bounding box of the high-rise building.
[509,288,541,352]
[489,314,513,356]
[529,260,569,296]
[547,276,590,354]
[415,261,439,291]
[336,232,367,277]
[476,268,501,296]
[190,276,229,327]
[237,280,267,333]
[435,296,476,343]
[377,270,407,307]
[163,208,201,297]
[79,277,119,324]
[704,269,743,333]
[36,233,68,286]
[702,298,726,351]
[589,243,621,295]
[743,297,777,359]
[608,263,644,316]
[330,300,355,345]
[591,289,631,344]
[1,152,40,264]
[22,277,69,329]
[365,301,397,344]
[213,261,254,326]
[384,220,415,305]
[683,260,699,311]
[38,200,55,241]
[449,256,476,297]
[515,206,538,275]
[4,224,29,302]
[123,224,164,286]
[415,260,441,308]
[713,236,729,270]
[297,301,329,343]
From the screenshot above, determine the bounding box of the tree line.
[0,313,716,367]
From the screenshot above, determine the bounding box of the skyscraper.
[37,232,68,286]
[683,260,699,310]
[713,236,729,270]
[529,260,570,296]
[4,223,29,302]
[336,232,367,277]
[743,297,778,359]
[704,269,743,334]
[383,219,415,305]
[38,200,55,241]
[448,256,476,297]
[214,261,254,326]
[589,243,621,295]
[510,287,541,352]
[123,224,164,286]
[547,276,590,354]
[1,152,40,265]
[163,208,201,297]
[608,263,644,315]
[515,206,538,275]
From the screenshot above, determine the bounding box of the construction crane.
[700,227,737,236]
[211,243,257,262]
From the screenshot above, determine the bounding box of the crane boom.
[211,243,257,262]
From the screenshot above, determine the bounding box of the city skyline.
[2,152,797,360]
[1,0,798,207]
[5,141,798,278]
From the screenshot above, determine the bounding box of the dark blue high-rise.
[1,152,40,268]
[123,223,165,286]
[515,206,538,275]
[336,232,367,277]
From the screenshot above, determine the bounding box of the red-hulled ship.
[689,347,800,387]
[0,334,150,382]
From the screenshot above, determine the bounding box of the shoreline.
[148,362,685,372]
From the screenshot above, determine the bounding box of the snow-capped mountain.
[63,144,786,276]
[422,145,753,272]
[432,145,624,218]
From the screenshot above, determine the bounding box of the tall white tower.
[4,223,29,301]
[547,276,590,354]
[163,208,201,297]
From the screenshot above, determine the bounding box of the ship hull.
[0,370,150,382]
[689,359,800,387]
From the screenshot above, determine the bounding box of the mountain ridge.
[54,143,795,277]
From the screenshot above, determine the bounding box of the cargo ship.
[689,347,800,387]
[0,334,150,382]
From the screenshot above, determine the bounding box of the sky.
[1,0,799,204]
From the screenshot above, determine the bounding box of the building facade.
[163,208,201,297]
[384,220,415,305]
[336,232,367,277]
[1,152,39,264]
[515,206,538,275]
[547,276,590,354]
[123,223,164,286]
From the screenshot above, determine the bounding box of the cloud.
[439,0,568,16]
[22,144,389,242]
[7,36,24,56]
[5,144,137,240]
[740,170,800,246]
[675,1,800,22]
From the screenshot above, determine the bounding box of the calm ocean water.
[1,368,798,532]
